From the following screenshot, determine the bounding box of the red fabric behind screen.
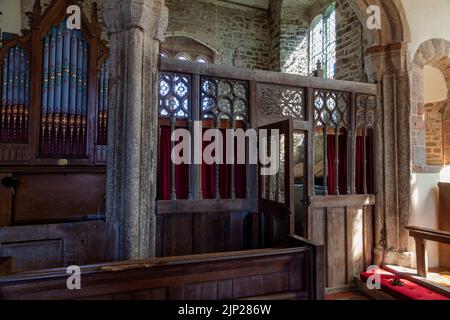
[158,126,246,200]
[157,126,189,200]
[327,134,348,195]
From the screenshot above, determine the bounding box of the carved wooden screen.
[313,90,351,195]
[0,0,109,165]
[313,89,375,195]
[157,71,250,201]
[201,77,249,200]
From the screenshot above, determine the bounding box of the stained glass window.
[309,4,336,79]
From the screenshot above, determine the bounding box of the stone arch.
[164,31,220,57]
[344,0,410,47]
[411,39,450,171]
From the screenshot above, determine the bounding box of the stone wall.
[279,5,309,75]
[268,0,281,71]
[444,106,450,164]
[165,0,271,70]
[335,0,366,81]
[282,0,366,80]
[424,101,446,165]
[411,39,450,171]
[20,0,366,79]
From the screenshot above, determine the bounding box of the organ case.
[0,0,109,225]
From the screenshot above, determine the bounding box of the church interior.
[0,0,449,301]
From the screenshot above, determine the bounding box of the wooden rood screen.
[157,59,378,290]
[158,59,376,202]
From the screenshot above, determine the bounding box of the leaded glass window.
[324,6,336,79]
[309,15,323,76]
[309,4,336,79]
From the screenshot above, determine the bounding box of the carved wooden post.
[103,0,168,260]
[415,237,428,278]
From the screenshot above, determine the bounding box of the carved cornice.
[103,0,168,42]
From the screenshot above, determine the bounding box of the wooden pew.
[0,237,324,300]
[405,226,450,277]
[0,257,12,276]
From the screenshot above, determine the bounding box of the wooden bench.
[0,236,324,300]
[405,226,450,277]
[0,257,12,276]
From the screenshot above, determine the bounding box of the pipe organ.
[1,46,30,144]
[0,0,109,226]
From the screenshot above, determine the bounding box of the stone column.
[103,0,168,260]
[365,43,414,267]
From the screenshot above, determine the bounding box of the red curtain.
[327,134,348,195]
[355,132,374,194]
[157,126,189,200]
[158,126,246,200]
[202,128,246,199]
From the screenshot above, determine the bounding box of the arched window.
[161,36,217,64]
[196,56,209,64]
[160,51,169,59]
[324,5,336,79]
[175,52,192,61]
[309,4,336,79]
[309,15,323,76]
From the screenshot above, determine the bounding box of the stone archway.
[344,0,410,47]
[411,39,450,172]
[338,0,413,265]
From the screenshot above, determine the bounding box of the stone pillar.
[365,43,414,267]
[103,0,168,260]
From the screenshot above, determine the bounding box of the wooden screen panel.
[13,173,105,223]
[157,211,255,257]
[0,221,118,273]
[0,239,63,272]
[0,173,12,227]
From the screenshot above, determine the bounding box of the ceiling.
[222,0,270,10]
[222,0,320,10]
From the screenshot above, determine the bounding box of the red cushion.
[360,268,450,300]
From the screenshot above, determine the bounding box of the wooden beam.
[160,59,378,96]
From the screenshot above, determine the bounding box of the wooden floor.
[325,290,372,300]
[429,268,450,289]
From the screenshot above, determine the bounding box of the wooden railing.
[406,226,450,277]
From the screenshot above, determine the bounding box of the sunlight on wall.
[401,0,450,58]
[440,166,450,182]
[351,209,363,270]
[410,173,440,267]
[424,65,448,104]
